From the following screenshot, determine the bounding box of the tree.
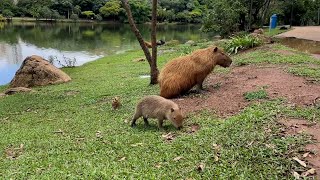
[99,0,123,19]
[81,11,95,19]
[3,9,14,19]
[73,5,81,15]
[121,0,159,84]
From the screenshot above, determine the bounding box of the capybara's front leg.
[143,117,149,126]
[196,77,206,92]
[158,118,164,130]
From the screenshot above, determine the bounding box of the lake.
[0,22,208,85]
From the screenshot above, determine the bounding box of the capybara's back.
[131,95,183,129]
[159,46,232,98]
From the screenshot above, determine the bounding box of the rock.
[9,55,71,88]
[4,87,33,95]
[0,93,6,97]
[253,28,264,34]
[185,40,196,45]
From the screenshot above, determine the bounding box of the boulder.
[9,55,71,88]
[4,87,33,95]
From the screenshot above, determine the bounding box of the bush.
[95,14,102,21]
[70,14,79,21]
[0,14,5,21]
[223,34,263,54]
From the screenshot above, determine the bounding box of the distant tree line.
[0,0,319,35]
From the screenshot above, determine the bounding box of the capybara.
[112,96,121,110]
[131,95,183,129]
[158,46,232,98]
[144,40,166,48]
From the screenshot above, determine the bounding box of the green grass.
[288,66,320,81]
[0,42,318,179]
[244,89,268,101]
[264,28,289,37]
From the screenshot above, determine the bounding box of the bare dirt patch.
[279,118,320,179]
[173,65,320,116]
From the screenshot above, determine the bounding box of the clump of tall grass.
[223,34,263,54]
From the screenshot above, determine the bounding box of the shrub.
[0,14,5,21]
[223,34,263,54]
[70,14,79,21]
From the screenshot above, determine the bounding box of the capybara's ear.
[171,108,174,112]
[213,47,218,52]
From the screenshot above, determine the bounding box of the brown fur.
[144,41,153,48]
[131,95,183,129]
[112,97,121,110]
[158,46,232,98]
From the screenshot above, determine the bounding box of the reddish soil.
[173,65,320,116]
[279,118,320,179]
[171,64,320,177]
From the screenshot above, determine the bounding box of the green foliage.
[70,13,79,21]
[201,0,245,36]
[244,89,268,101]
[2,9,14,18]
[95,14,102,21]
[288,66,320,81]
[81,11,95,19]
[0,14,5,21]
[99,0,122,19]
[223,34,263,54]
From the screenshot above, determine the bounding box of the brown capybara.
[131,95,183,129]
[144,40,166,48]
[158,46,232,98]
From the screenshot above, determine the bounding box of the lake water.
[0,22,208,85]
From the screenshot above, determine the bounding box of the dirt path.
[174,65,320,116]
[276,26,320,42]
[172,64,320,178]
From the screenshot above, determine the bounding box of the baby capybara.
[158,46,232,98]
[131,95,183,129]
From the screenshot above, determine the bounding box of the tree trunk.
[150,0,159,84]
[121,0,159,85]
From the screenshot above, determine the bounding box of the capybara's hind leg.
[143,117,149,126]
[131,111,141,127]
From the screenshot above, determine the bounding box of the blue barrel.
[270,14,277,29]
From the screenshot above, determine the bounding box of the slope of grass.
[0,43,318,179]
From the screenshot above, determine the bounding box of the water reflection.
[278,37,320,54]
[0,22,208,85]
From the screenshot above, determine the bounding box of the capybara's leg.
[143,117,149,126]
[158,118,164,130]
[131,111,141,127]
[196,77,206,92]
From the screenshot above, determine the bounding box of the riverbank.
[1,42,319,179]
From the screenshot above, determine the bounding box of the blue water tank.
[270,14,277,29]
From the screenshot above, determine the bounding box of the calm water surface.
[0,22,208,85]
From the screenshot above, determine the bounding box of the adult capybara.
[158,46,232,98]
[131,95,183,129]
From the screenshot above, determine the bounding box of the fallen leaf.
[96,131,103,138]
[155,163,162,168]
[130,143,144,147]
[124,119,129,124]
[197,163,205,172]
[5,144,24,159]
[293,157,307,167]
[118,157,126,161]
[53,129,64,134]
[162,132,175,141]
[173,156,183,161]
[214,155,219,162]
[302,152,310,158]
[302,168,316,177]
[293,171,300,179]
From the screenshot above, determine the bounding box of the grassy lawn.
[0,43,319,179]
